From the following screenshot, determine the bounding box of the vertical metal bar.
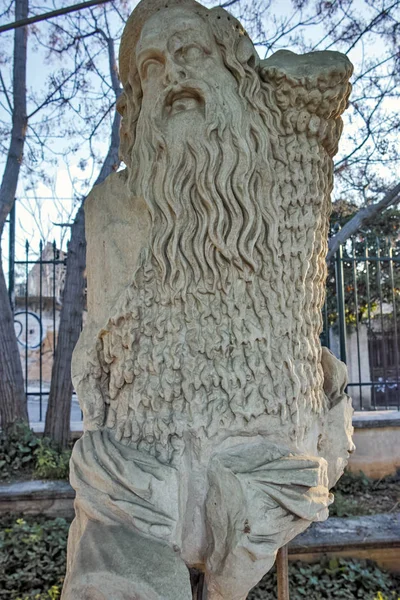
[323,298,330,349]
[39,240,43,422]
[52,240,56,355]
[352,239,363,408]
[376,238,389,408]
[8,201,16,310]
[335,243,347,364]
[277,545,290,600]
[25,240,29,402]
[365,244,374,408]
[190,570,207,600]
[388,242,400,411]
[52,241,57,422]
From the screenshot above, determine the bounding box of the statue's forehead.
[139,7,208,45]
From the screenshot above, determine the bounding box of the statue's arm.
[71,170,151,430]
[71,182,109,431]
[259,50,353,157]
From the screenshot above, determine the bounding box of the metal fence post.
[8,200,16,311]
[335,243,347,364]
[190,570,207,599]
[277,545,290,600]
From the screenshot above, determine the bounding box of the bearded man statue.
[62,1,355,598]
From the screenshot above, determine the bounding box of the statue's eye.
[140,58,164,79]
[181,44,204,63]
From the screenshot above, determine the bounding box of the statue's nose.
[163,58,186,86]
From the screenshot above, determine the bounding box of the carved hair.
[118,13,284,293]
[96,14,329,463]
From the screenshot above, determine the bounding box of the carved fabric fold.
[205,440,332,591]
[70,429,180,541]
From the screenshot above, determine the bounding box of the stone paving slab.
[291,512,400,553]
[352,410,400,429]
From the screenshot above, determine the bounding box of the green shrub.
[34,439,70,480]
[333,469,375,495]
[15,586,61,600]
[0,422,71,481]
[334,469,400,495]
[1,515,399,599]
[329,469,400,517]
[249,557,400,599]
[0,516,69,600]
[329,490,369,517]
[0,422,40,479]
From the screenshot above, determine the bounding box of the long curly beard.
[97,77,328,465]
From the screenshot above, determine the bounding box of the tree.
[43,3,126,447]
[0,0,126,433]
[0,0,99,427]
[0,0,29,428]
[327,183,400,260]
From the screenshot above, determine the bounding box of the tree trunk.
[0,0,29,429]
[0,255,28,427]
[44,204,86,447]
[44,109,120,447]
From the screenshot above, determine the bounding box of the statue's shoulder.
[85,168,150,230]
[83,167,150,327]
[85,169,129,218]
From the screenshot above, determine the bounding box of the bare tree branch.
[327,182,400,261]
[0,70,13,113]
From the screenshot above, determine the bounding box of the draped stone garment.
[63,429,333,599]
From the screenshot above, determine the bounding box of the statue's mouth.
[164,86,204,116]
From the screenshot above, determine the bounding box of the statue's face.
[135,7,237,124]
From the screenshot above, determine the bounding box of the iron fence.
[321,236,400,411]
[6,203,82,424]
[5,201,400,421]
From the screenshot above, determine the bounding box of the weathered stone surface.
[62,1,354,598]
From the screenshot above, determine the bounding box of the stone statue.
[62,0,354,598]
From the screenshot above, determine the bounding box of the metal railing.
[10,240,68,422]
[322,236,400,411]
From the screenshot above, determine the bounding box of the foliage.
[0,422,40,479]
[329,469,400,517]
[34,439,70,481]
[329,490,365,518]
[1,514,399,600]
[330,203,400,242]
[249,557,400,599]
[334,469,376,495]
[325,203,400,328]
[0,516,69,600]
[0,422,70,481]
